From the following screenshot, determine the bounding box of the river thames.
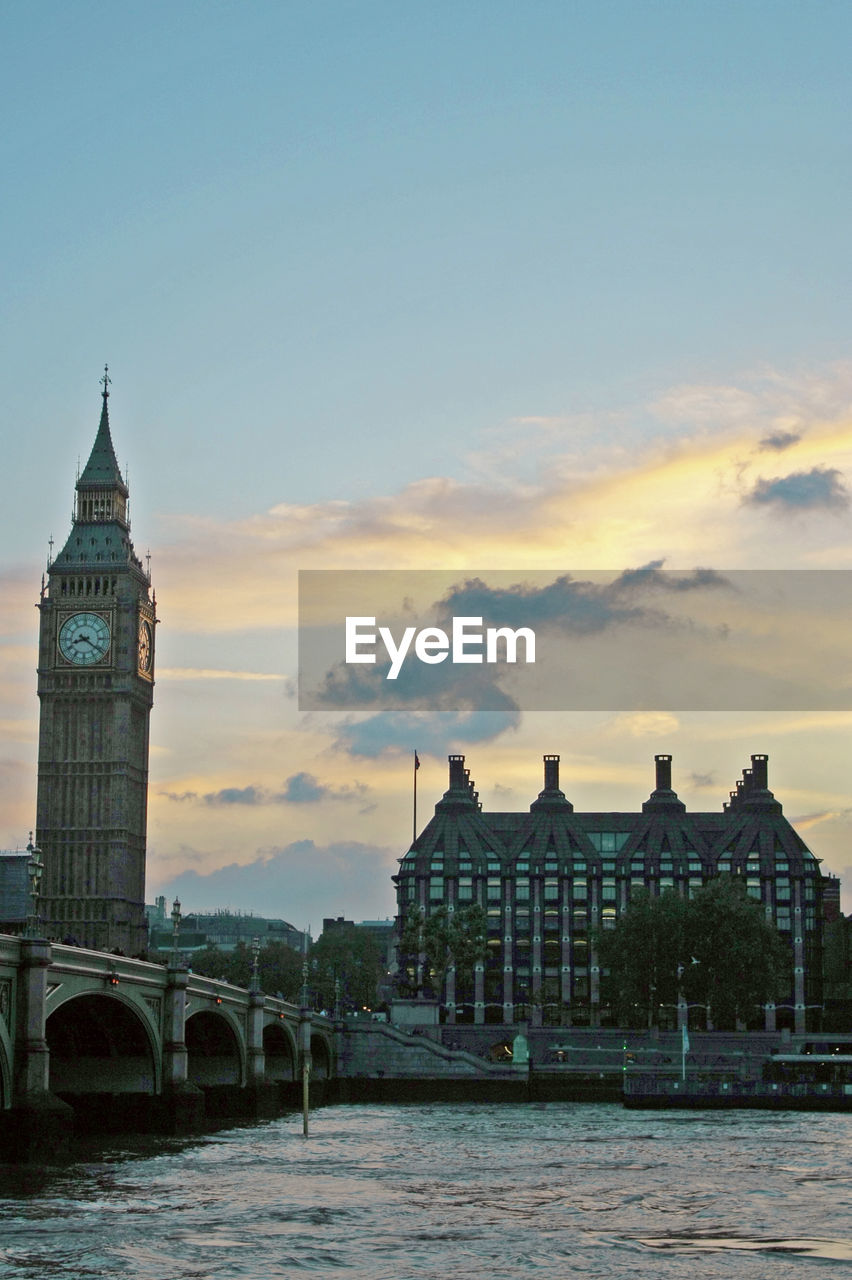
[0,1103,849,1279]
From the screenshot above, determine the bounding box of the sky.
[2,1,852,931]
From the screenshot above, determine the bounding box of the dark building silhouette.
[0,851,31,933]
[145,899,310,959]
[395,753,827,1033]
[35,372,156,953]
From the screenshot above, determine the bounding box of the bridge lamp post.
[251,935,261,992]
[25,834,43,939]
[171,897,182,968]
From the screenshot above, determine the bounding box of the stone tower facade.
[35,371,156,954]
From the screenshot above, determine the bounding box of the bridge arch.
[263,1020,297,1081]
[310,1031,333,1080]
[46,992,159,1095]
[186,1009,244,1086]
[0,1014,12,1109]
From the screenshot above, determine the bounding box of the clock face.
[138,619,153,673]
[58,612,111,666]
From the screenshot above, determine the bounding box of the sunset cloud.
[744,466,849,512]
[760,430,802,452]
[159,774,370,807]
[146,381,852,640]
[154,838,397,924]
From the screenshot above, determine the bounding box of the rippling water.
[0,1103,850,1279]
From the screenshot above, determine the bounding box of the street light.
[26,834,43,938]
[251,935,261,991]
[171,897,182,967]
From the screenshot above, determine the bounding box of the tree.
[398,904,487,1002]
[188,943,232,982]
[685,875,789,1029]
[596,889,687,1028]
[396,903,426,996]
[256,940,305,1000]
[309,924,383,1012]
[597,876,789,1030]
[189,940,303,1000]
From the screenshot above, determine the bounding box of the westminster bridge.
[0,936,336,1158]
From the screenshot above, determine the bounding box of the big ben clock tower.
[36,369,156,954]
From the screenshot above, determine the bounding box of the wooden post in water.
[302,1057,311,1137]
[300,944,312,1137]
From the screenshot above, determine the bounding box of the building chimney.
[448,755,466,790]
[437,754,480,812]
[543,754,560,791]
[737,752,781,813]
[530,753,572,810]
[751,754,768,790]
[642,753,685,813]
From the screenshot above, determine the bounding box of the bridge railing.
[51,944,170,989]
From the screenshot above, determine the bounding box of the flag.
[682,1024,690,1054]
[414,751,420,770]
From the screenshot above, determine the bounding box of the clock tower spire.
[35,372,156,954]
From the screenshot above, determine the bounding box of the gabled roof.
[397,753,819,876]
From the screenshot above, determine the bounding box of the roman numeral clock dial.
[58,611,111,665]
[138,618,153,674]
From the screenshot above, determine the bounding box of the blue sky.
[5,1,852,527]
[3,2,852,927]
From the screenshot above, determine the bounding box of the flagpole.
[413,750,418,845]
